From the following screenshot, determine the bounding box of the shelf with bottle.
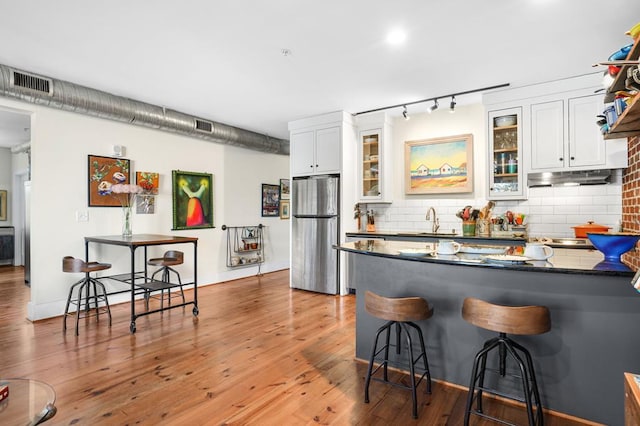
[493,152,518,176]
[602,32,640,138]
[222,224,264,273]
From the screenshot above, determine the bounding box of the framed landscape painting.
[171,170,214,230]
[404,134,473,194]
[88,155,131,206]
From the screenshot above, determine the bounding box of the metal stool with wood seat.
[62,256,112,336]
[363,290,433,419]
[145,250,185,310]
[462,297,551,426]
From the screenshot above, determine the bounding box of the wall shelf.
[221,224,264,275]
[603,35,640,139]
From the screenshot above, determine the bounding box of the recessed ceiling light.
[281,48,292,56]
[386,29,407,45]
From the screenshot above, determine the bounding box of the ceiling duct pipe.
[0,64,289,155]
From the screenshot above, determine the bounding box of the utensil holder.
[462,221,477,236]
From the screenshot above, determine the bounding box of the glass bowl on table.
[586,232,640,262]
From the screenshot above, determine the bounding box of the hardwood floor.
[0,266,594,425]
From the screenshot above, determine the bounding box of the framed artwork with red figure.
[171,170,214,230]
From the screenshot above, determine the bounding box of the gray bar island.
[337,240,640,425]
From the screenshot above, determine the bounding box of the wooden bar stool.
[62,256,112,336]
[462,297,551,426]
[363,290,433,419]
[145,250,185,310]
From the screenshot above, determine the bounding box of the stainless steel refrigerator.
[291,175,339,294]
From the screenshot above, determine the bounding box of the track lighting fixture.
[428,99,439,113]
[449,96,456,113]
[353,83,510,116]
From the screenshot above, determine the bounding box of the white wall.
[0,96,290,320]
[222,145,290,280]
[360,103,623,238]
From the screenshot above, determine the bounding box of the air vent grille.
[11,70,52,95]
[195,119,213,133]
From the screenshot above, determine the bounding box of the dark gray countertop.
[336,240,635,276]
[346,230,529,245]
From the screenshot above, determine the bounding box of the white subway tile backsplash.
[529,205,554,215]
[366,181,621,238]
[555,205,581,214]
[578,204,608,214]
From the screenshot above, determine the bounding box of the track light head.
[449,96,456,113]
[428,99,439,113]
[402,105,410,120]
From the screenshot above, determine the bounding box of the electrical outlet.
[76,210,89,222]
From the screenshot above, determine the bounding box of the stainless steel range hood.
[527,170,611,187]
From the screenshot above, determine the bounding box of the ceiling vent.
[195,119,213,133]
[10,70,52,96]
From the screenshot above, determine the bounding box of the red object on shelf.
[0,383,9,401]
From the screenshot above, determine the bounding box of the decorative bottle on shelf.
[507,155,516,174]
[500,153,506,174]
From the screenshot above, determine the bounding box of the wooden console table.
[84,234,198,333]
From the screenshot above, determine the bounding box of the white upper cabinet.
[530,100,564,170]
[568,95,607,169]
[314,126,342,174]
[290,130,316,176]
[289,113,345,177]
[530,94,609,171]
[290,126,341,176]
[484,74,628,184]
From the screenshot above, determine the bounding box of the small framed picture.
[0,190,7,221]
[280,200,290,219]
[279,178,290,200]
[261,183,280,217]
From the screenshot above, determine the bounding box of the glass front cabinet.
[488,107,525,200]
[357,112,393,203]
[360,130,381,200]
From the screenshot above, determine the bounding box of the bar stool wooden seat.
[462,297,551,426]
[363,290,433,419]
[145,250,185,310]
[62,256,112,336]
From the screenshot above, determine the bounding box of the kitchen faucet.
[426,207,440,233]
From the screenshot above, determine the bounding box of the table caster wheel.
[130,322,136,333]
[193,306,199,316]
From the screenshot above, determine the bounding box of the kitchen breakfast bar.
[337,240,640,425]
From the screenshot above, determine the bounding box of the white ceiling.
[0,0,638,146]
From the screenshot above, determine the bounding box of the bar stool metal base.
[63,276,112,336]
[144,266,185,311]
[364,320,431,419]
[464,332,544,426]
